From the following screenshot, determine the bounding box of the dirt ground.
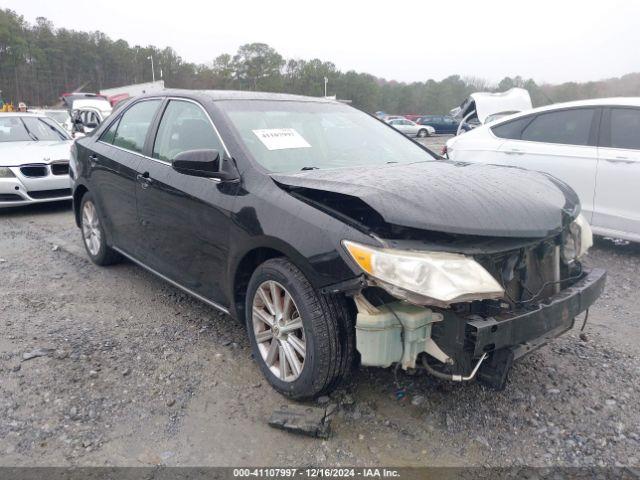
[1,140,639,467]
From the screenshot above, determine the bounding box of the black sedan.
[70,90,605,399]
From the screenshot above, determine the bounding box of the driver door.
[135,98,237,305]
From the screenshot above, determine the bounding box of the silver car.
[386,118,435,138]
[0,113,73,207]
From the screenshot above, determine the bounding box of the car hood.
[271,160,580,238]
[0,141,73,166]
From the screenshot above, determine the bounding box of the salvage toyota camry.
[70,90,606,399]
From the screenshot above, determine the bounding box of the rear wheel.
[245,258,354,399]
[80,192,122,266]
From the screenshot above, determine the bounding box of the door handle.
[136,172,153,189]
[504,148,524,155]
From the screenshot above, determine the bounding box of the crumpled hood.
[0,141,72,167]
[271,160,580,238]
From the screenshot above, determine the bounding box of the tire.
[79,192,122,266]
[418,129,429,138]
[245,258,354,399]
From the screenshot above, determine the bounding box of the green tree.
[232,42,284,91]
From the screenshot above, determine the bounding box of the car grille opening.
[27,188,71,199]
[0,194,23,201]
[20,165,48,177]
[51,162,70,175]
[477,239,558,308]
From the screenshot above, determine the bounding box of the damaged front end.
[272,162,605,389]
[341,217,605,390]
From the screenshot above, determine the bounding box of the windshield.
[0,116,70,142]
[217,100,437,173]
[47,111,70,125]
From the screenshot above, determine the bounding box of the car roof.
[137,88,340,103]
[494,97,640,124]
[0,112,47,118]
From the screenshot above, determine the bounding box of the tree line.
[2,8,640,114]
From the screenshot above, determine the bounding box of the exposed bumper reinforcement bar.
[466,268,607,359]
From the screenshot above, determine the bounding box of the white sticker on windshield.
[252,128,311,151]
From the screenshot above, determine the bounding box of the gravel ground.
[1,177,639,467]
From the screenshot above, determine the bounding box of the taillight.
[441,145,448,156]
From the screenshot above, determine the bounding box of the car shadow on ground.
[0,200,72,218]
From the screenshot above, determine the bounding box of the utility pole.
[324,76,328,97]
[148,55,155,82]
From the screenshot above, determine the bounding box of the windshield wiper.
[300,166,319,171]
[39,119,66,139]
[19,118,39,141]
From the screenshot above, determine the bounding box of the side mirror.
[85,122,99,129]
[172,149,238,181]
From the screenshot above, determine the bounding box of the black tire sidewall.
[245,260,322,398]
[79,192,110,265]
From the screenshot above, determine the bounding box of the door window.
[610,108,640,150]
[112,100,162,154]
[521,108,595,146]
[152,100,224,162]
[100,118,120,144]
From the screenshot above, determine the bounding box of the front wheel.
[245,258,354,399]
[417,129,429,138]
[79,192,122,266]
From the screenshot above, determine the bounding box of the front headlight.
[0,167,15,178]
[562,214,593,263]
[343,240,504,306]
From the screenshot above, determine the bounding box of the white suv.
[445,98,640,242]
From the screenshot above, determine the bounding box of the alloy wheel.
[82,201,102,256]
[252,280,306,382]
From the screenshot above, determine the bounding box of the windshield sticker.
[252,128,311,150]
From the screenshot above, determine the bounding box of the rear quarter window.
[490,116,532,140]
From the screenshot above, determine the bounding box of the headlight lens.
[562,214,593,262]
[0,167,15,178]
[343,240,504,305]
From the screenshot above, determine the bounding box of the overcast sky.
[5,0,639,85]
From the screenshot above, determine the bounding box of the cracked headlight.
[343,240,504,305]
[0,167,15,178]
[562,214,593,263]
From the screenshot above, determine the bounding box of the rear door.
[85,99,162,254]
[442,116,458,134]
[495,107,600,220]
[134,98,235,305]
[594,107,640,240]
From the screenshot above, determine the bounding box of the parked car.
[444,98,640,243]
[70,90,605,398]
[386,118,435,137]
[416,115,469,134]
[31,109,73,135]
[403,114,422,122]
[0,113,73,207]
[450,87,533,135]
[61,92,109,110]
[70,98,113,136]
